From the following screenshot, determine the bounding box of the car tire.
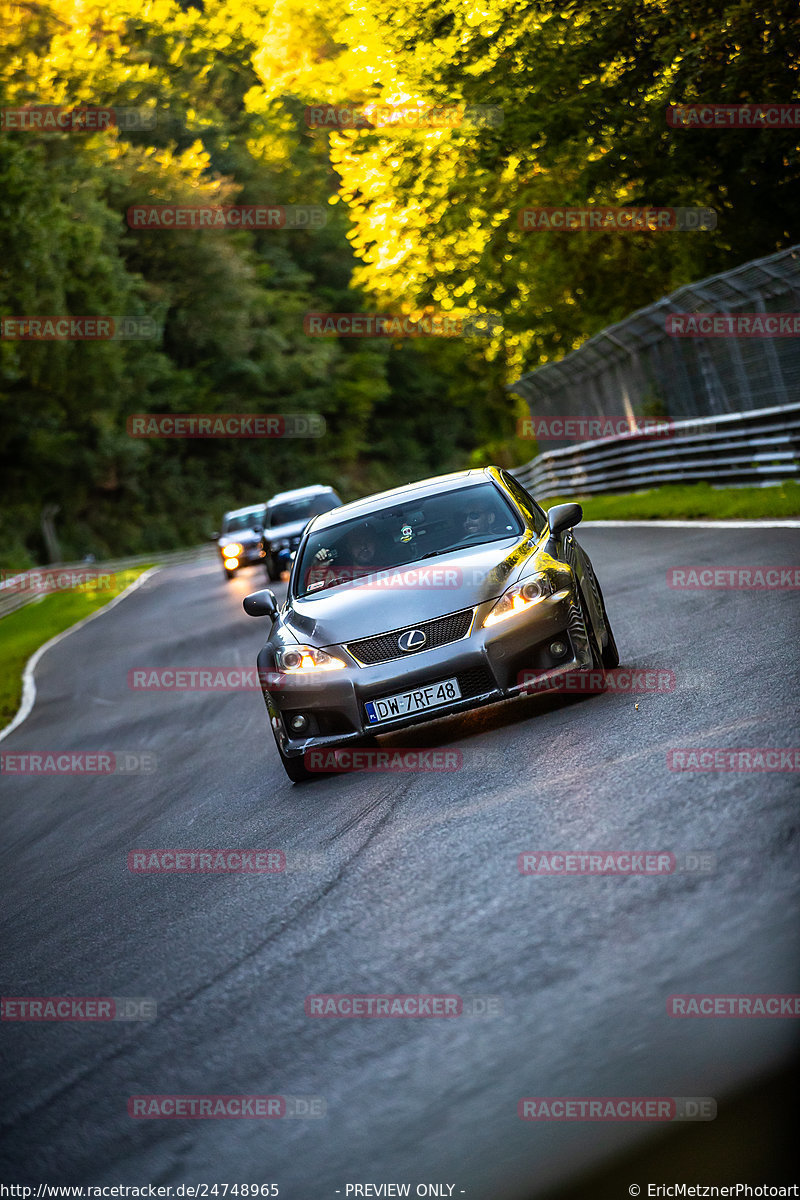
[224,566,236,580]
[594,580,620,668]
[266,555,281,583]
[577,585,604,670]
[276,740,314,783]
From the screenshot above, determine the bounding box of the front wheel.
[224,566,236,580]
[595,579,620,668]
[266,554,281,583]
[577,586,604,669]
[276,739,313,783]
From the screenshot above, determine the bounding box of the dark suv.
[262,486,342,581]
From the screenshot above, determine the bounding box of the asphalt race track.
[1,525,799,1196]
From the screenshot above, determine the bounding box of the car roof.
[307,468,499,533]
[223,503,267,519]
[266,485,336,505]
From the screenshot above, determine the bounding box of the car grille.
[347,608,474,666]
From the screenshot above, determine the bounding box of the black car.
[212,504,267,579]
[244,467,618,781]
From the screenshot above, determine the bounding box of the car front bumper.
[257,588,595,759]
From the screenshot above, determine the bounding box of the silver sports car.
[244,466,619,781]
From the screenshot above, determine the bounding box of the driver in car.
[347,523,380,569]
[305,522,383,591]
[461,499,497,539]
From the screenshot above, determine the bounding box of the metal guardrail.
[512,403,800,500]
[0,544,214,621]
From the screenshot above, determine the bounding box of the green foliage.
[1,0,796,565]
[0,0,483,563]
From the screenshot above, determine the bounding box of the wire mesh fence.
[510,244,800,444]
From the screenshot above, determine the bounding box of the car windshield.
[223,511,264,533]
[294,482,521,597]
[268,494,339,527]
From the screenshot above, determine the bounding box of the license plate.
[365,677,462,725]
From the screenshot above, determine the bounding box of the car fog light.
[550,640,567,657]
[289,714,308,732]
[224,557,239,570]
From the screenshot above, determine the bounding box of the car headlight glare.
[483,572,554,627]
[276,645,346,672]
[222,542,243,558]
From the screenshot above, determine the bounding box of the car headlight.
[275,645,346,672]
[483,571,555,627]
[222,542,243,558]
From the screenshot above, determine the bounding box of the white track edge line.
[0,566,163,744]
[582,519,800,528]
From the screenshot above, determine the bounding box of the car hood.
[265,519,308,542]
[284,537,541,645]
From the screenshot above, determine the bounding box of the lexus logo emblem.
[398,628,426,652]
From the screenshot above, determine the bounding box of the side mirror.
[547,503,583,537]
[210,531,220,541]
[252,524,263,534]
[243,589,279,620]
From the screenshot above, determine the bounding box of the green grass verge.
[544,481,800,521]
[0,566,153,730]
